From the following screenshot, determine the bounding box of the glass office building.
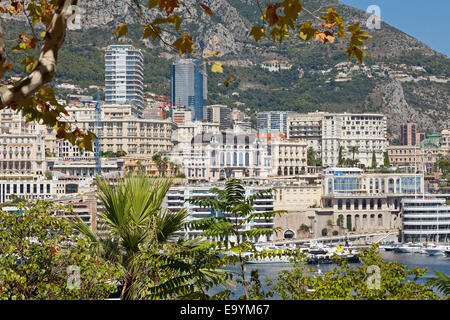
[170,57,207,121]
[105,45,144,107]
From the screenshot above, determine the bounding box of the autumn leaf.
[346,46,368,63]
[281,0,302,22]
[113,24,128,38]
[224,74,233,87]
[298,21,316,41]
[348,23,372,47]
[194,3,213,15]
[159,0,179,15]
[211,61,223,73]
[249,26,266,42]
[142,25,161,41]
[18,34,40,49]
[314,30,336,44]
[262,3,281,26]
[204,51,220,57]
[173,32,194,55]
[322,22,335,29]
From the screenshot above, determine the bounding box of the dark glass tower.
[170,57,207,121]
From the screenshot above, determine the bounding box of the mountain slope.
[2,0,449,140]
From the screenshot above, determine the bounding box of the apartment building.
[387,145,442,173]
[287,112,323,155]
[287,112,387,168]
[47,158,124,179]
[400,121,425,146]
[164,185,276,243]
[170,57,207,121]
[269,137,308,176]
[204,104,232,130]
[56,104,174,158]
[257,111,288,135]
[0,109,46,178]
[105,45,144,107]
[322,113,387,167]
[0,179,82,204]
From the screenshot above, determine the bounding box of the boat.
[244,255,291,264]
[381,243,398,252]
[424,245,446,256]
[394,245,414,253]
[243,245,294,264]
[307,245,360,264]
[394,243,422,254]
[444,249,450,257]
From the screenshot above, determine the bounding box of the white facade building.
[164,185,276,243]
[288,112,387,168]
[105,45,144,107]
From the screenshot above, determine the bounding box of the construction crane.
[94,90,102,177]
[81,91,102,177]
[143,95,186,120]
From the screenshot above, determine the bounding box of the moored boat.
[424,246,446,256]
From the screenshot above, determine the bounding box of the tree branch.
[0,0,78,108]
[0,19,8,79]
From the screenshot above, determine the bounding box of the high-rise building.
[105,45,144,108]
[257,111,288,135]
[205,105,231,130]
[170,57,207,121]
[400,121,417,146]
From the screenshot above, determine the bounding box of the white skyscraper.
[105,45,144,107]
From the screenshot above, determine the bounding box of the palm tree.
[185,179,286,300]
[427,271,450,297]
[152,154,169,177]
[72,174,189,299]
[338,146,344,167]
[348,146,359,167]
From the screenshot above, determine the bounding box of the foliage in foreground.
[185,178,287,300]
[270,244,441,300]
[72,174,229,300]
[0,201,119,300]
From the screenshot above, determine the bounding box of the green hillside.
[2,0,448,138]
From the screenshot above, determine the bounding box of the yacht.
[424,244,446,256]
[307,245,359,264]
[381,244,398,252]
[395,244,415,253]
[444,248,450,257]
[243,245,294,264]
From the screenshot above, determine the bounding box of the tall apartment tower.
[105,45,144,108]
[170,57,207,121]
[400,121,419,146]
[257,111,288,135]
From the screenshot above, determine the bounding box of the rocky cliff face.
[380,80,449,139]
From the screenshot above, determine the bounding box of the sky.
[339,0,449,57]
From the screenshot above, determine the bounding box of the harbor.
[212,242,450,299]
